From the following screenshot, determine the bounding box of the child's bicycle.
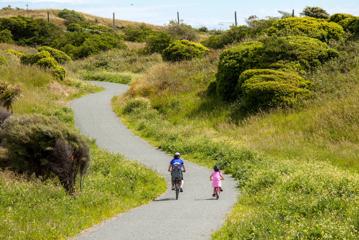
[213,187,220,200]
[173,177,182,200]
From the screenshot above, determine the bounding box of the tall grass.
[0,146,166,240]
[68,48,162,84]
[113,43,359,238]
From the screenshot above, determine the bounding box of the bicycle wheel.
[215,187,219,200]
[175,179,180,200]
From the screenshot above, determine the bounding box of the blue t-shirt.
[170,158,184,168]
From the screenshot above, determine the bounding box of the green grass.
[113,43,359,239]
[81,70,138,84]
[0,46,166,239]
[0,145,166,240]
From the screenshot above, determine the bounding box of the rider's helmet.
[174,152,181,158]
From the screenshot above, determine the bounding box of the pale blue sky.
[1,1,359,29]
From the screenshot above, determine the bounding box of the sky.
[1,0,359,29]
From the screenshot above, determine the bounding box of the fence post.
[235,11,238,26]
[177,11,180,24]
[113,12,116,28]
[292,9,295,17]
[47,11,50,23]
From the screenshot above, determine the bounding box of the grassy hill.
[0,8,161,30]
[111,11,359,239]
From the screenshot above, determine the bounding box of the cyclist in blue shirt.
[168,152,186,192]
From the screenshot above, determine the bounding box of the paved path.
[71,81,238,240]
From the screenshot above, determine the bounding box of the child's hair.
[213,165,220,172]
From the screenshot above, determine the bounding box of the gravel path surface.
[71,81,238,240]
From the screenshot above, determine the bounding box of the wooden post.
[234,11,238,26]
[292,9,295,17]
[47,11,50,23]
[113,12,116,28]
[177,11,180,24]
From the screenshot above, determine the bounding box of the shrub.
[0,16,62,46]
[0,55,6,65]
[58,9,85,25]
[145,31,173,54]
[162,40,208,62]
[0,81,20,112]
[21,51,66,80]
[5,49,24,57]
[0,29,13,43]
[329,13,354,23]
[215,41,264,101]
[123,24,154,42]
[82,71,132,84]
[301,6,330,19]
[262,36,339,69]
[166,21,198,41]
[268,17,345,42]
[123,97,151,114]
[0,115,90,193]
[239,69,312,111]
[37,46,72,64]
[202,25,250,49]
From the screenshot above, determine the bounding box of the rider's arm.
[182,165,186,172]
[220,172,224,180]
[168,164,172,172]
[210,173,213,181]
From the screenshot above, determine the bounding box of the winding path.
[70,81,237,240]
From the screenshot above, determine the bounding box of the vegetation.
[268,17,345,42]
[215,36,338,104]
[21,51,66,80]
[0,115,89,193]
[0,44,166,238]
[123,24,154,42]
[37,46,72,64]
[0,81,20,112]
[145,31,173,54]
[202,26,250,49]
[162,40,208,62]
[239,69,312,111]
[165,21,198,41]
[301,6,330,19]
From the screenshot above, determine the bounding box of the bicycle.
[214,186,220,200]
[173,177,182,200]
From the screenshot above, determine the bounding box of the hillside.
[0,5,358,239]
[112,8,359,239]
[0,8,161,30]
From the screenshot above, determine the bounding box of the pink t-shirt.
[211,171,222,188]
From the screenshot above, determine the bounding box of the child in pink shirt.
[210,165,224,197]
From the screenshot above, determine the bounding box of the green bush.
[37,46,72,64]
[162,40,208,62]
[145,31,173,54]
[123,97,151,114]
[268,17,345,42]
[0,16,62,46]
[329,13,354,23]
[5,49,24,57]
[215,41,264,101]
[0,29,13,43]
[166,21,198,41]
[215,36,337,101]
[262,36,339,69]
[123,24,154,42]
[301,6,329,19]
[0,114,90,193]
[238,69,312,111]
[58,9,85,25]
[21,51,66,80]
[202,25,250,49]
